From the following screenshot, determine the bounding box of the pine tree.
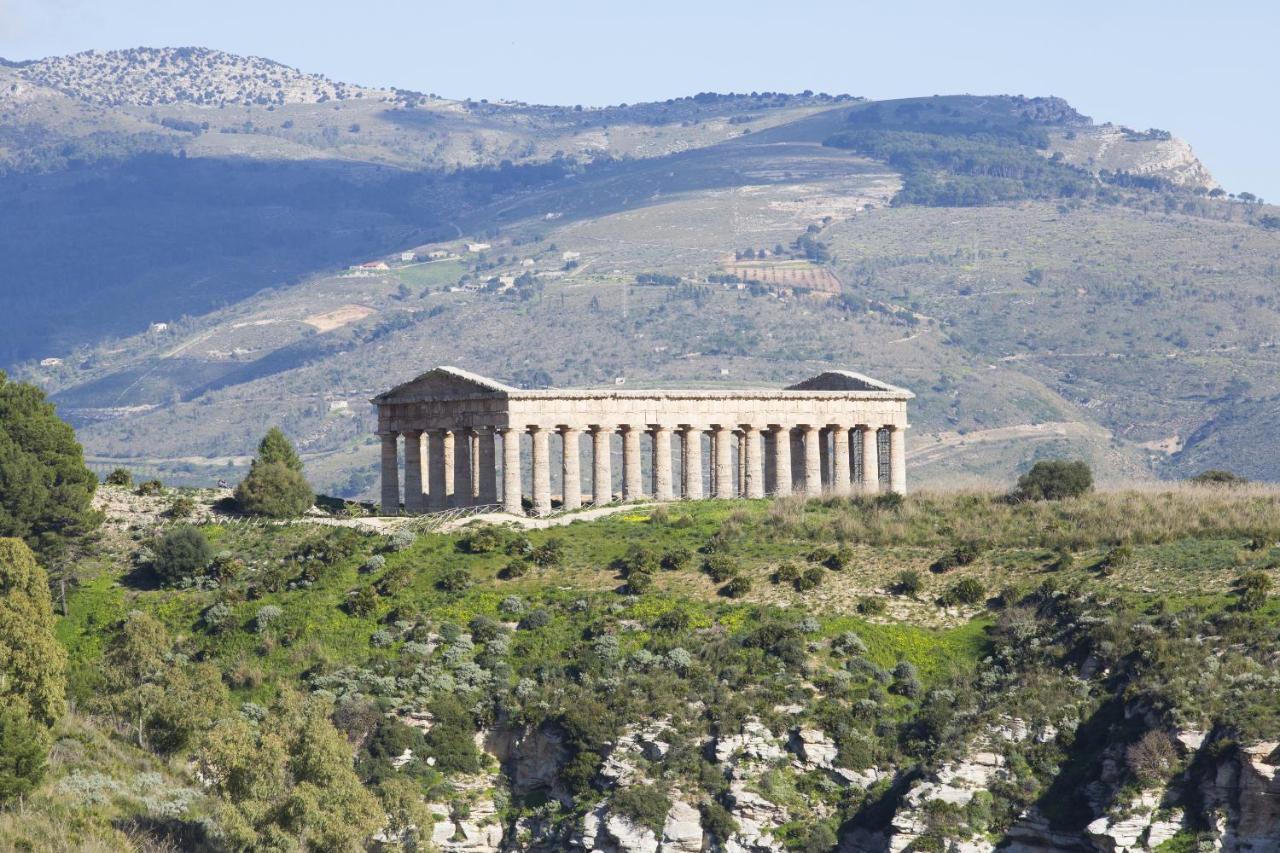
[0,538,67,726]
[0,372,101,560]
[255,426,303,472]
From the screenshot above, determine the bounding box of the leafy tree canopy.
[235,462,314,519]
[152,524,214,585]
[1012,459,1093,502]
[0,372,101,560]
[0,537,67,726]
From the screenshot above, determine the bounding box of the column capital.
[587,423,615,435]
[378,429,400,438]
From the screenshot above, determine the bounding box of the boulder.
[661,799,703,853]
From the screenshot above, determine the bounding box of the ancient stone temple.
[373,366,912,516]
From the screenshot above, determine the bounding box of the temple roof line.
[373,366,913,405]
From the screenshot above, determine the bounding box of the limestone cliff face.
[1051,126,1218,189]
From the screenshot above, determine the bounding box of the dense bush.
[0,702,50,804]
[723,576,752,598]
[894,569,923,595]
[529,537,565,567]
[704,555,738,582]
[660,548,692,571]
[1191,469,1248,487]
[105,468,133,486]
[1235,570,1272,611]
[235,461,313,518]
[137,479,164,496]
[794,566,825,592]
[458,525,505,554]
[611,783,672,835]
[1012,459,1093,502]
[152,525,213,585]
[931,542,982,573]
[437,566,473,592]
[940,578,986,607]
[499,559,529,579]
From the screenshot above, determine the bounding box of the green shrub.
[723,576,752,598]
[1100,545,1134,575]
[235,461,314,518]
[774,562,803,584]
[152,525,213,584]
[856,597,887,616]
[346,585,378,617]
[0,702,50,804]
[700,800,739,841]
[519,609,552,630]
[653,609,691,633]
[104,468,133,487]
[940,577,986,607]
[203,602,235,632]
[894,569,923,595]
[795,566,825,592]
[932,542,982,573]
[1191,469,1248,487]
[423,696,483,773]
[254,605,283,632]
[458,525,505,554]
[1235,570,1272,611]
[892,660,922,697]
[611,783,672,835]
[1012,459,1093,501]
[704,554,738,583]
[660,548,692,571]
[874,491,904,512]
[377,563,413,596]
[499,559,528,580]
[438,566,473,593]
[619,544,659,576]
[529,537,565,567]
[627,570,655,594]
[137,479,164,496]
[168,495,197,519]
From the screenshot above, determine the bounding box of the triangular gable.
[785,370,904,393]
[374,365,515,403]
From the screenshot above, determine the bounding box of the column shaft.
[402,430,425,513]
[429,429,449,510]
[737,432,747,496]
[380,432,400,515]
[590,427,613,504]
[802,425,822,497]
[712,427,735,497]
[860,426,880,494]
[477,428,498,505]
[681,429,704,499]
[771,426,792,496]
[500,428,523,514]
[743,426,765,499]
[889,426,907,494]
[831,426,851,497]
[819,429,832,488]
[561,427,582,511]
[790,430,804,491]
[651,426,674,501]
[452,429,473,507]
[531,427,551,516]
[621,426,643,500]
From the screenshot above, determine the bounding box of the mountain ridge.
[7,46,1279,493]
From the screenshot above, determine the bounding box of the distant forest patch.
[823,97,1095,207]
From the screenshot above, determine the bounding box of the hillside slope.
[6,48,1280,490]
[18,484,1280,851]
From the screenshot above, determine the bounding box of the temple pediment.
[785,370,907,394]
[374,366,515,403]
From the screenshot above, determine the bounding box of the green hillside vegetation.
[5,480,1278,849]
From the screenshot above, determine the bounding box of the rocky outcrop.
[428,796,503,853]
[1210,740,1280,851]
[485,725,570,796]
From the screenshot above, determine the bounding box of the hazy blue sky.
[2,1,1275,197]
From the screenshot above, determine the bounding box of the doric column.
[530,426,551,516]
[860,425,880,494]
[428,428,450,510]
[651,425,674,501]
[561,426,582,511]
[743,426,765,499]
[737,432,747,496]
[379,432,400,515]
[712,426,735,498]
[801,424,822,497]
[452,428,473,507]
[477,427,498,505]
[831,426,851,497]
[499,427,522,515]
[680,427,704,499]
[402,429,425,513]
[819,429,832,489]
[590,425,613,504]
[470,431,481,501]
[621,425,643,501]
[889,425,907,494]
[790,429,804,491]
[770,425,792,496]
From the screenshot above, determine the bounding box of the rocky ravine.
[383,713,1280,852]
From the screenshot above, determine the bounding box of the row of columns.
[381,423,905,516]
